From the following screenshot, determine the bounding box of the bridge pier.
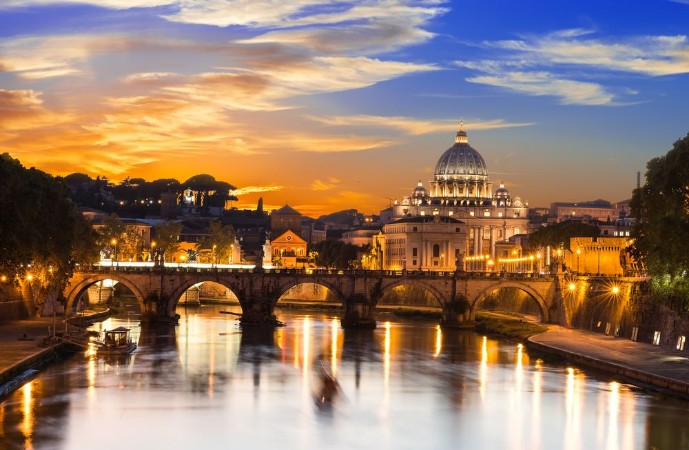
[341,294,377,329]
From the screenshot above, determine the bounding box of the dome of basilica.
[434,127,487,181]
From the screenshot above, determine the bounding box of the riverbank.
[527,325,689,400]
[0,310,112,401]
[0,318,67,400]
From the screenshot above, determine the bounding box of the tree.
[154,221,182,262]
[311,240,362,270]
[631,132,689,306]
[196,221,236,264]
[0,153,99,315]
[528,222,600,251]
[182,174,237,213]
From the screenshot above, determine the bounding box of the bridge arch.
[471,280,549,322]
[65,274,147,315]
[166,278,242,316]
[273,279,347,306]
[376,279,447,309]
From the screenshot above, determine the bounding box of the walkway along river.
[1,305,688,449]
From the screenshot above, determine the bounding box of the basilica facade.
[378,125,530,270]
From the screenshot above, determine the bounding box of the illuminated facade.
[565,236,636,276]
[271,229,307,268]
[379,215,467,271]
[386,124,530,258]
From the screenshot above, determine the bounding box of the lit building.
[549,200,614,223]
[379,215,467,271]
[271,230,307,268]
[566,236,636,276]
[383,124,530,259]
[270,204,302,236]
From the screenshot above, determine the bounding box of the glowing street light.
[568,283,576,292]
[611,285,620,295]
[111,238,118,268]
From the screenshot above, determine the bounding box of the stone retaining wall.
[526,340,689,399]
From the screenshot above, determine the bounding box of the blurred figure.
[315,363,340,406]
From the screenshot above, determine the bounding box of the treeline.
[631,131,689,308]
[64,173,238,217]
[0,153,99,308]
[310,240,365,270]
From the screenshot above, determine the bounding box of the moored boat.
[96,327,137,355]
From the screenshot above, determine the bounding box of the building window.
[455,228,460,232]
[653,331,661,345]
[498,212,503,217]
[469,211,475,217]
[677,336,686,351]
[483,210,490,217]
[413,226,418,232]
[433,244,440,257]
[412,248,418,257]
[448,211,453,216]
[412,260,417,265]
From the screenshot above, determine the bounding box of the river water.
[1,305,688,450]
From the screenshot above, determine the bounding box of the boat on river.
[95,327,137,355]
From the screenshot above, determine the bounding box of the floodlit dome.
[494,182,510,198]
[411,181,428,198]
[434,127,488,182]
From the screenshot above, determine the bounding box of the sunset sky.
[2,1,689,217]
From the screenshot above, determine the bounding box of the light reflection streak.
[606,382,619,450]
[21,381,34,450]
[303,316,311,380]
[516,343,523,391]
[564,367,582,450]
[531,359,542,450]
[208,328,215,398]
[87,356,97,401]
[621,388,636,450]
[433,325,442,357]
[293,320,300,369]
[479,336,487,401]
[0,402,4,438]
[331,318,338,377]
[384,321,391,387]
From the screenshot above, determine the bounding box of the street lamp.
[111,238,118,268]
[150,241,157,265]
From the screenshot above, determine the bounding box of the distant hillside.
[318,209,360,226]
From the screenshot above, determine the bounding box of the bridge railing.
[74,265,556,281]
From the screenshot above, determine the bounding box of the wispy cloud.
[467,71,614,105]
[232,185,283,196]
[311,114,534,134]
[457,29,689,105]
[311,177,340,191]
[0,0,174,8]
[488,29,689,76]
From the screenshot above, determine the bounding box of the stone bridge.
[65,267,595,328]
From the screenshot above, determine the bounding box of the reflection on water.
[0,305,688,449]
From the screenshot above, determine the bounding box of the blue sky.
[1,0,688,216]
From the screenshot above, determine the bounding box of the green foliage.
[0,153,99,293]
[196,221,236,263]
[154,221,183,261]
[311,240,363,269]
[631,132,689,304]
[474,312,547,339]
[528,221,600,251]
